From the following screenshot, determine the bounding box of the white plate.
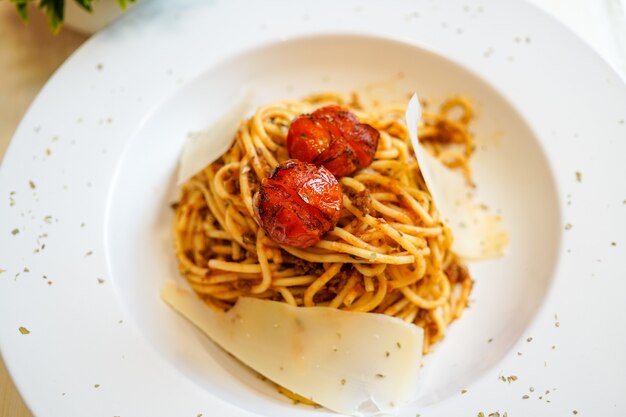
[1,1,625,416]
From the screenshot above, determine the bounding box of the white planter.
[64,0,138,34]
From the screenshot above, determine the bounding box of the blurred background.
[0,1,624,416]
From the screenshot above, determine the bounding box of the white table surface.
[0,1,624,416]
[526,0,626,76]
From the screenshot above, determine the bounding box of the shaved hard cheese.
[161,280,423,416]
[405,94,508,260]
[177,88,254,185]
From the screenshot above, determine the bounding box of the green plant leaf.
[10,0,32,22]
[74,0,93,12]
[10,0,133,33]
[38,0,65,33]
[117,0,135,11]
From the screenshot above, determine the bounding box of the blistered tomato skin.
[287,117,331,163]
[286,106,380,177]
[253,160,342,248]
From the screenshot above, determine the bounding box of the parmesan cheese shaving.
[161,280,423,416]
[177,88,254,185]
[405,94,508,260]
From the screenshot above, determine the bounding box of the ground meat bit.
[313,289,338,304]
[246,169,261,190]
[276,253,321,276]
[224,175,240,195]
[344,187,372,215]
[444,261,471,284]
[198,206,210,220]
[242,232,256,246]
[234,279,252,291]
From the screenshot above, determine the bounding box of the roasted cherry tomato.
[253,160,342,248]
[286,105,380,177]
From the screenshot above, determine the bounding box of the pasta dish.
[172,92,475,354]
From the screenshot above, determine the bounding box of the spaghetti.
[173,93,475,354]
